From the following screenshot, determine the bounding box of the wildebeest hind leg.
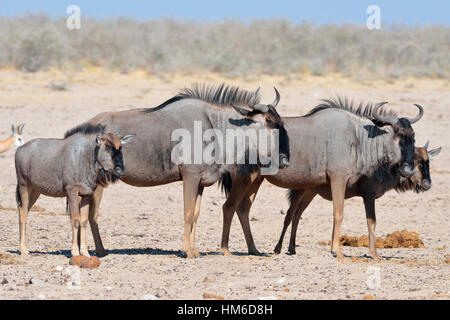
[67,191,81,257]
[17,184,31,255]
[329,175,348,259]
[274,190,305,254]
[235,176,264,255]
[287,191,316,255]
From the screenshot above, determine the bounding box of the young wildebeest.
[74,83,290,258]
[15,124,134,257]
[219,97,424,258]
[0,124,25,153]
[274,142,441,259]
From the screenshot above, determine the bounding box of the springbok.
[219,97,423,258]
[0,124,25,153]
[15,124,134,257]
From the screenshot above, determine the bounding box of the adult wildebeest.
[15,124,134,257]
[74,83,290,258]
[219,97,423,258]
[274,142,441,258]
[0,124,25,153]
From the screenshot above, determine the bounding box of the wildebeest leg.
[363,196,379,260]
[220,172,258,256]
[235,176,264,255]
[274,190,305,254]
[17,185,40,255]
[67,191,81,257]
[287,191,317,255]
[182,177,201,258]
[329,175,348,259]
[88,186,107,257]
[189,186,204,258]
[78,196,90,257]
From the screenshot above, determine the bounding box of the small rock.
[280,209,286,215]
[69,256,101,269]
[106,286,113,291]
[276,277,286,284]
[445,257,450,264]
[363,295,374,300]
[29,278,46,286]
[54,266,64,272]
[1,278,8,285]
[142,294,159,300]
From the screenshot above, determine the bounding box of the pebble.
[29,278,46,286]
[142,294,159,300]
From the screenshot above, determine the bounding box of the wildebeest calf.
[15,124,134,257]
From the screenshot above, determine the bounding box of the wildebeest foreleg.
[89,186,107,257]
[67,191,81,257]
[274,190,306,254]
[363,196,379,259]
[330,175,349,259]
[183,178,202,258]
[78,196,91,257]
[235,176,264,255]
[287,191,316,255]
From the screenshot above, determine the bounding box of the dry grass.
[0,16,448,79]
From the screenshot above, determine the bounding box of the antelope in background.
[0,124,25,153]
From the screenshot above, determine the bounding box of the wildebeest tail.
[16,185,22,207]
[287,189,301,206]
[218,172,233,198]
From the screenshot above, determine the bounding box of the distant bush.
[0,15,448,79]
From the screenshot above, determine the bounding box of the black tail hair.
[287,189,301,206]
[16,185,22,207]
[218,172,233,198]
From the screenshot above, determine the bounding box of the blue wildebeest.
[219,97,424,258]
[15,124,134,257]
[274,142,441,258]
[72,83,290,258]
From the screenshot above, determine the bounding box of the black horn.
[373,102,398,126]
[18,124,25,135]
[271,87,280,108]
[407,104,424,125]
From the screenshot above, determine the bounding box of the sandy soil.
[0,69,449,300]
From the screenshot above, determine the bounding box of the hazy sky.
[1,0,449,25]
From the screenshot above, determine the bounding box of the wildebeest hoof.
[331,250,344,259]
[71,249,80,257]
[19,248,29,256]
[248,249,264,256]
[287,249,296,255]
[221,248,233,257]
[96,250,108,258]
[273,245,282,254]
[80,250,90,258]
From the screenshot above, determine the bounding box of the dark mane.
[143,83,261,113]
[305,96,398,121]
[64,124,106,139]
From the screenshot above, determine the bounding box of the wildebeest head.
[95,132,135,179]
[232,87,290,169]
[397,141,441,193]
[12,124,25,147]
[372,102,424,178]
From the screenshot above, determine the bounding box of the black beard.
[97,168,120,187]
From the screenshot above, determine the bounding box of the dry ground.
[0,69,449,300]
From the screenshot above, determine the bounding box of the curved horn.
[11,124,15,134]
[271,87,280,108]
[373,102,398,126]
[18,124,25,135]
[252,104,269,113]
[407,104,424,125]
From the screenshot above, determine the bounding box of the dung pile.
[320,230,425,249]
[69,256,101,269]
[0,253,19,265]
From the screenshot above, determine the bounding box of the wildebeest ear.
[120,134,135,145]
[428,147,441,159]
[96,136,102,146]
